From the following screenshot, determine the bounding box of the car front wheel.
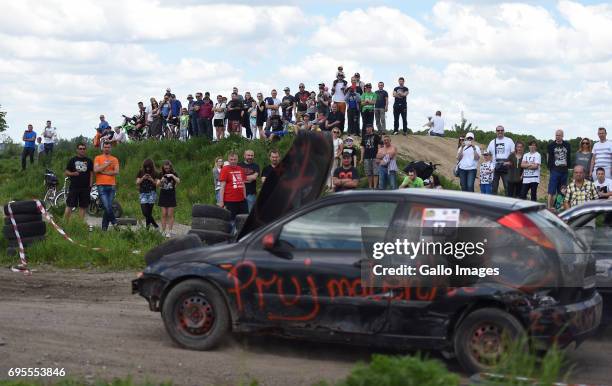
[453,307,526,374]
[161,279,230,351]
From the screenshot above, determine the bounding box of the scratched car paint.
[133,132,602,374]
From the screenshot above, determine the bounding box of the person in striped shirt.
[591,127,612,180]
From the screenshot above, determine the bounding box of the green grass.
[0,136,294,225]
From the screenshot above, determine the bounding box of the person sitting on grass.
[399,168,424,188]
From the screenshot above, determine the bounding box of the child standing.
[36,137,45,164]
[520,140,541,201]
[179,107,190,141]
[479,150,494,194]
[157,160,180,238]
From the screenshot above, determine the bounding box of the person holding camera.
[136,159,159,230]
[486,125,515,195]
[158,160,180,237]
[456,132,481,192]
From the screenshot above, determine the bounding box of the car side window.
[278,201,397,250]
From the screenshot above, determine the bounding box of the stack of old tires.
[3,200,47,256]
[188,204,233,245]
[188,205,250,245]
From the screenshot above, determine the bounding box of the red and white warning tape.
[6,201,31,275]
[9,199,108,275]
[34,200,106,252]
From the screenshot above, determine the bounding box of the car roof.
[327,188,544,212]
[559,200,612,219]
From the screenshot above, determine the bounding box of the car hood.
[146,241,245,274]
[237,131,333,238]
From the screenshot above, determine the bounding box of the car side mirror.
[262,233,277,250]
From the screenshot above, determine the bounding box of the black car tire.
[3,214,43,225]
[3,200,42,216]
[234,214,248,234]
[7,235,46,248]
[187,229,232,245]
[161,279,230,351]
[453,307,526,374]
[144,234,203,266]
[191,204,231,221]
[3,221,46,239]
[191,217,232,233]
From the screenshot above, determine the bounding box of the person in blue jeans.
[546,129,571,209]
[93,142,120,231]
[456,132,481,192]
[378,135,398,189]
[479,151,494,194]
[21,124,37,170]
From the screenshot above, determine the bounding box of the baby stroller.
[403,161,441,188]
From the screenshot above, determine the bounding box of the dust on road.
[0,269,610,386]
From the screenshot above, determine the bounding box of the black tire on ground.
[453,307,526,374]
[191,204,231,221]
[234,214,249,234]
[3,200,43,216]
[112,202,123,219]
[7,235,46,248]
[161,279,230,351]
[3,214,43,225]
[191,217,232,233]
[187,229,232,245]
[144,234,203,266]
[116,217,138,226]
[3,221,47,239]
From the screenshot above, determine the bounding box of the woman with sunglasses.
[575,138,593,180]
[456,132,480,192]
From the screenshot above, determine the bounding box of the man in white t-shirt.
[591,127,612,179]
[429,111,444,137]
[594,167,612,199]
[42,120,57,166]
[486,125,515,195]
[520,140,541,201]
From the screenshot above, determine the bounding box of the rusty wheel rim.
[177,292,215,336]
[468,322,506,367]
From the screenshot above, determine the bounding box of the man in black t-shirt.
[294,83,310,123]
[64,143,94,220]
[393,77,409,135]
[326,103,345,134]
[239,149,260,212]
[360,124,382,189]
[281,87,295,123]
[374,82,388,133]
[226,92,244,136]
[333,154,360,192]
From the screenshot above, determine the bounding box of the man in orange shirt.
[93,142,120,230]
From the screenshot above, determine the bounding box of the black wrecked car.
[133,132,601,374]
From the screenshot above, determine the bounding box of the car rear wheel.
[161,279,229,351]
[453,307,525,374]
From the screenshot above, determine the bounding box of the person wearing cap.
[456,132,481,192]
[342,136,358,167]
[281,87,295,123]
[294,83,310,123]
[333,153,360,192]
[316,83,330,116]
[186,94,197,138]
[479,150,494,194]
[360,83,377,133]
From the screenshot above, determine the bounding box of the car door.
[567,207,612,290]
[241,198,401,334]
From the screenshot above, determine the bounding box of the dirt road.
[0,269,610,386]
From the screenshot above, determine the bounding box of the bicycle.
[43,169,69,208]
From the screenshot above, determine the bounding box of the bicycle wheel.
[43,188,56,208]
[54,191,67,209]
[87,200,98,216]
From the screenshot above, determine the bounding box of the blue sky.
[1,0,611,141]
